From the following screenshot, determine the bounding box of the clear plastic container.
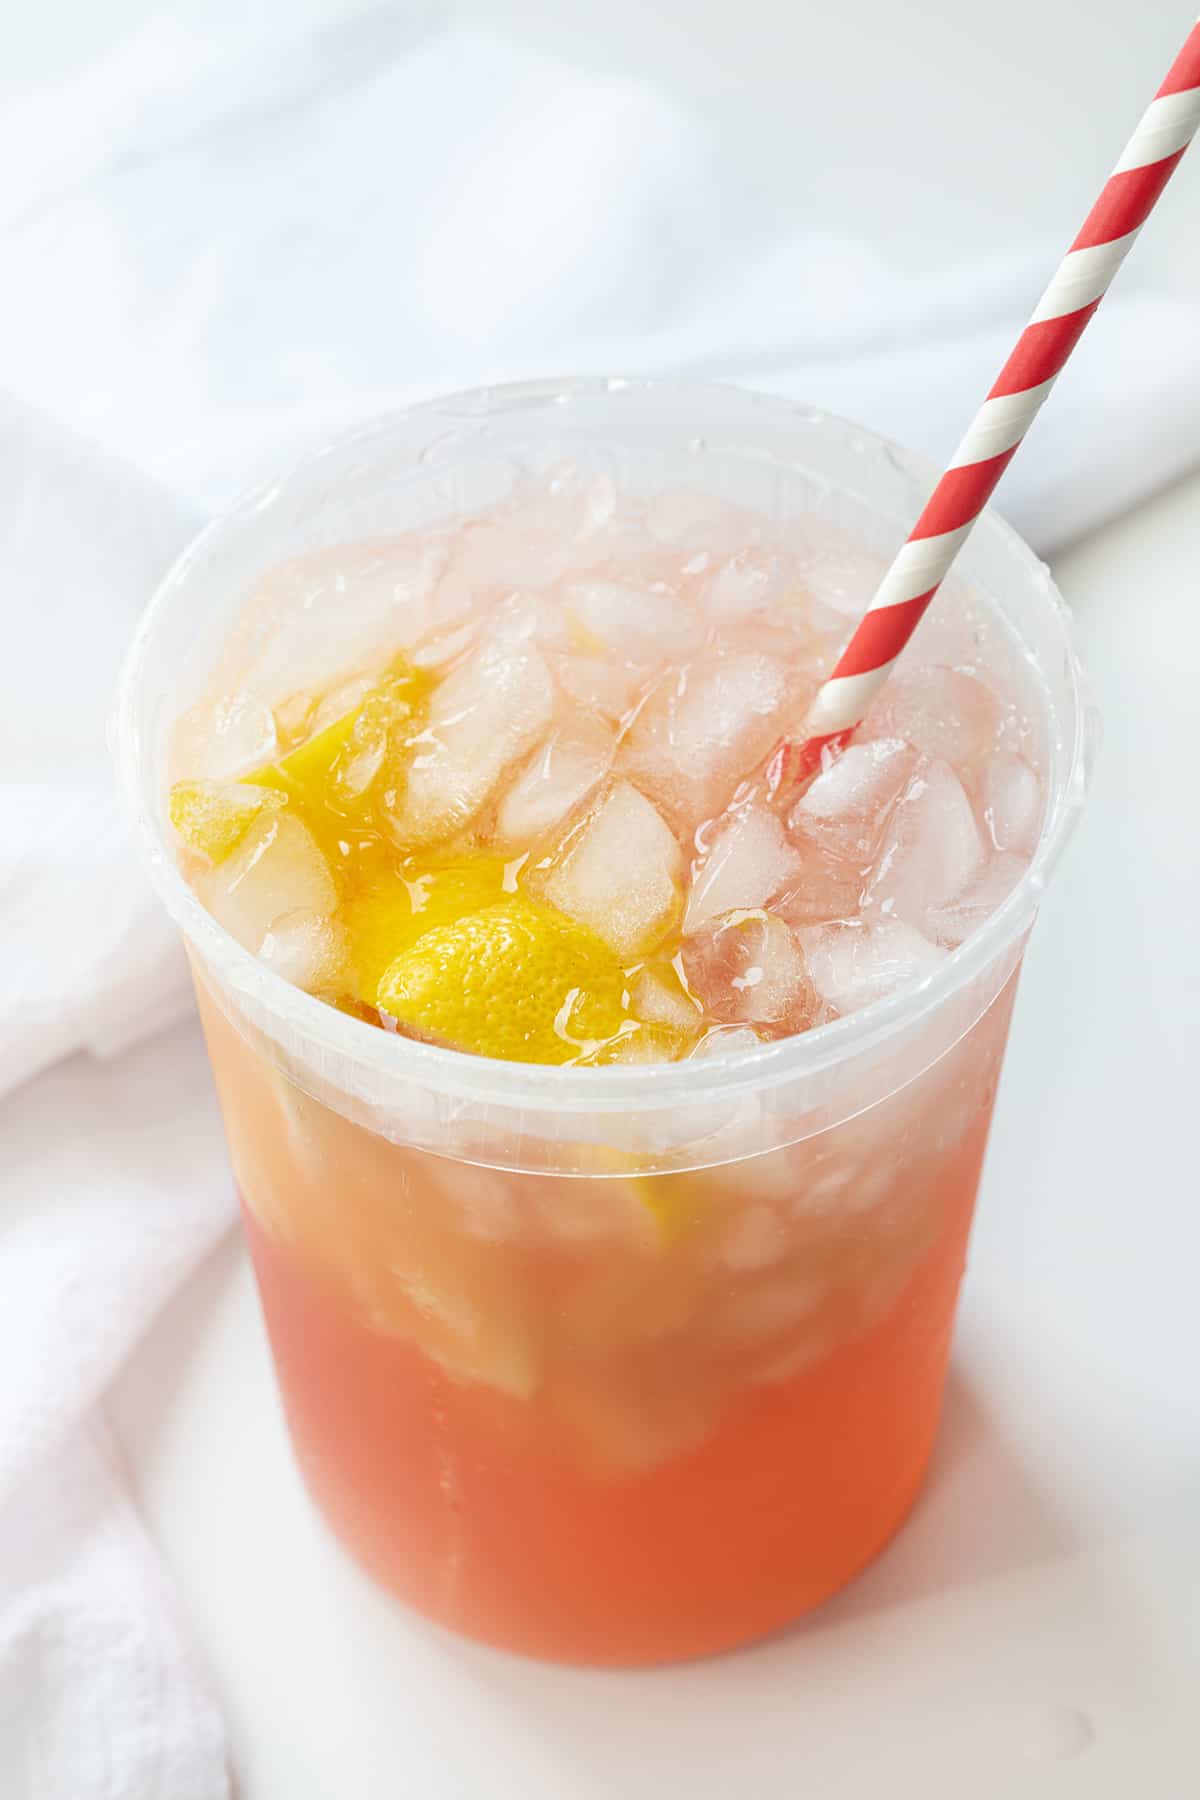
[116,379,1093,1664]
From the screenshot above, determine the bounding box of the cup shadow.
[437,1364,1120,1800]
[807,1361,1078,1632]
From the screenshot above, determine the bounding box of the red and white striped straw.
[768,18,1200,804]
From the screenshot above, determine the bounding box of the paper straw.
[767,17,1200,805]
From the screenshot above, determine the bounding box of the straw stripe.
[766,16,1200,797]
[1028,230,1141,322]
[1112,89,1200,171]
[834,603,930,679]
[947,378,1058,467]
[907,446,1021,538]
[797,662,899,737]
[1071,151,1187,249]
[864,526,972,609]
[1158,17,1200,94]
[987,301,1101,396]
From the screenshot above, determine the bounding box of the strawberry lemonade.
[118,382,1089,1664]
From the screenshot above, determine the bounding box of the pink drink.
[119,382,1089,1662]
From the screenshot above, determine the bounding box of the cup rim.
[114,374,1092,1116]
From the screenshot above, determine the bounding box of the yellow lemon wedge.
[253,650,428,794]
[342,855,510,1007]
[168,779,284,865]
[377,896,629,1064]
[242,656,432,877]
[627,1169,704,1242]
[572,1143,703,1245]
[255,706,361,808]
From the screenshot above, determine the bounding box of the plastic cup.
[116,379,1092,1665]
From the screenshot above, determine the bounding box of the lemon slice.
[168,779,283,864]
[377,896,628,1064]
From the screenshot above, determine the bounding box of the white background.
[5,4,1200,1797]
[4,0,1198,294]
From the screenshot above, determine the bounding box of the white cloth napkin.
[0,1020,231,1800]
[0,396,227,1796]
[1,3,1198,1794]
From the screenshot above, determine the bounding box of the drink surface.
[169,472,1044,1066]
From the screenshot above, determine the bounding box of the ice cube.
[214,700,276,778]
[621,650,793,829]
[549,651,647,722]
[628,964,705,1035]
[788,738,916,863]
[564,579,701,663]
[514,465,622,541]
[800,918,946,1015]
[684,802,803,935]
[546,1362,718,1476]
[271,691,317,743]
[488,589,573,654]
[405,542,500,661]
[925,851,1028,947]
[490,715,613,849]
[582,1022,691,1065]
[740,615,827,670]
[682,910,816,1031]
[799,539,890,618]
[199,812,337,954]
[646,489,758,551]
[833,1160,898,1218]
[788,1155,895,1223]
[304,674,376,739]
[386,641,554,847]
[775,842,864,927]
[688,1024,766,1058]
[174,692,279,782]
[719,1203,788,1272]
[863,664,1001,768]
[259,910,347,992]
[980,752,1041,854]
[527,779,682,958]
[525,1175,664,1252]
[699,550,799,623]
[863,757,987,926]
[574,472,619,535]
[242,539,449,703]
[751,1316,843,1385]
[711,1270,827,1345]
[362,1219,539,1400]
[438,519,580,597]
[913,582,1007,672]
[410,622,479,671]
[427,1159,523,1245]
